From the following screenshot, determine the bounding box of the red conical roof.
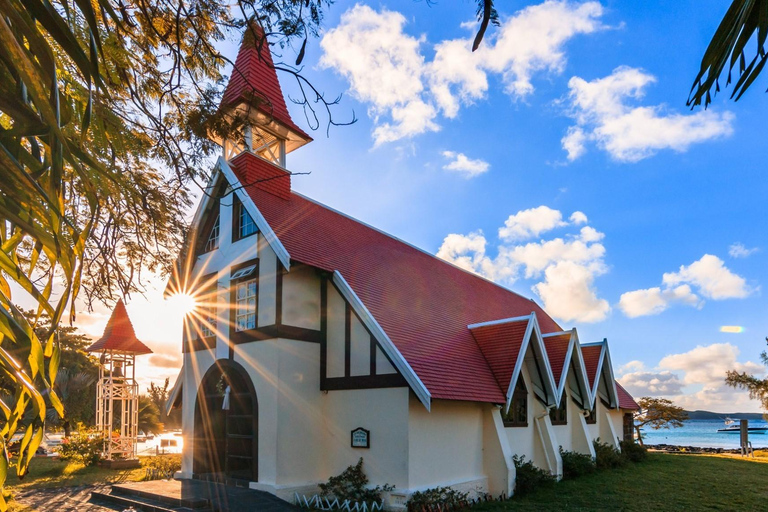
[221,25,311,141]
[86,299,152,355]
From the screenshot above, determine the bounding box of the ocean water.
[642,419,768,449]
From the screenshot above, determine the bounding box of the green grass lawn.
[475,453,768,511]
[5,456,146,493]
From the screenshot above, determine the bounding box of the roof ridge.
[291,190,544,308]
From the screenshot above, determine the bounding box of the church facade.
[166,28,639,507]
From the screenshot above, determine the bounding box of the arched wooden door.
[194,360,258,482]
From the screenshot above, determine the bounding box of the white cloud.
[322,2,606,145]
[563,66,735,162]
[437,206,610,323]
[320,5,438,145]
[498,206,566,241]
[619,371,684,396]
[441,151,490,178]
[618,343,765,412]
[662,254,753,300]
[533,260,610,322]
[729,242,758,259]
[619,254,754,318]
[619,285,701,318]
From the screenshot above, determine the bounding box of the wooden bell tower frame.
[86,299,152,467]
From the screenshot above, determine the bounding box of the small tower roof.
[86,299,152,355]
[221,25,312,147]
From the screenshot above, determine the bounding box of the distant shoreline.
[647,444,768,454]
[684,410,765,420]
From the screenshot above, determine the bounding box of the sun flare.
[167,292,198,317]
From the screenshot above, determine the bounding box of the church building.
[166,27,639,507]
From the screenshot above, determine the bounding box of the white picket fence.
[294,493,384,511]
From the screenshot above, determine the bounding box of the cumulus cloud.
[662,254,753,300]
[563,66,734,162]
[619,254,754,318]
[618,343,765,411]
[437,206,610,323]
[619,371,684,396]
[441,151,490,178]
[322,2,605,145]
[619,285,701,318]
[729,242,758,259]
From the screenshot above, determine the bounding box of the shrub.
[620,440,647,463]
[141,454,182,480]
[512,455,555,497]
[58,434,103,466]
[319,458,393,504]
[406,486,469,510]
[559,447,595,479]
[593,439,624,470]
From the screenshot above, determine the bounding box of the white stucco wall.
[281,264,321,330]
[407,395,486,491]
[179,349,216,478]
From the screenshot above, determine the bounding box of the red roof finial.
[220,23,311,141]
[86,299,153,355]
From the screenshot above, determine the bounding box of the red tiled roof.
[221,26,310,141]
[543,332,571,389]
[581,344,602,389]
[242,184,563,403]
[469,319,529,393]
[616,381,640,410]
[86,300,152,355]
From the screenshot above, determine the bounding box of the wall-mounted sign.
[351,427,370,449]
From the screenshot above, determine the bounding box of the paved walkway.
[14,485,118,512]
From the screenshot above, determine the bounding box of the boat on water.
[717,417,768,434]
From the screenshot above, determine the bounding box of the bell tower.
[219,25,312,170]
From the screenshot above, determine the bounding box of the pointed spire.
[86,299,153,355]
[221,23,311,144]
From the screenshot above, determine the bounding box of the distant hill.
[685,410,765,420]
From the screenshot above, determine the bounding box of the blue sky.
[75,0,768,411]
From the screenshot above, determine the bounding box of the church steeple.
[219,24,312,167]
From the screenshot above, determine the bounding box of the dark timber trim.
[319,277,406,392]
[323,373,406,390]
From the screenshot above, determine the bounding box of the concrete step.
[112,482,209,509]
[90,489,211,512]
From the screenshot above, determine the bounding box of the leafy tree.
[725,348,768,411]
[633,397,688,446]
[689,1,768,107]
[148,378,181,430]
[46,369,95,438]
[138,395,162,435]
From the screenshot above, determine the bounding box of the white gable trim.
[569,332,594,410]
[503,314,534,412]
[332,271,432,411]
[582,340,619,409]
[467,314,533,330]
[165,366,184,417]
[216,156,291,271]
[503,312,558,413]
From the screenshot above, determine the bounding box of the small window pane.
[204,215,220,252]
[235,278,257,331]
[237,201,258,239]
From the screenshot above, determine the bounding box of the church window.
[550,393,568,425]
[204,215,220,253]
[235,279,257,331]
[234,196,258,241]
[503,377,528,427]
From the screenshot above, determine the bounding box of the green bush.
[593,439,624,470]
[620,440,648,463]
[141,454,182,480]
[559,447,596,479]
[58,434,103,466]
[406,486,469,510]
[512,455,555,497]
[319,458,393,504]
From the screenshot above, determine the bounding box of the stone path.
[14,485,119,512]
